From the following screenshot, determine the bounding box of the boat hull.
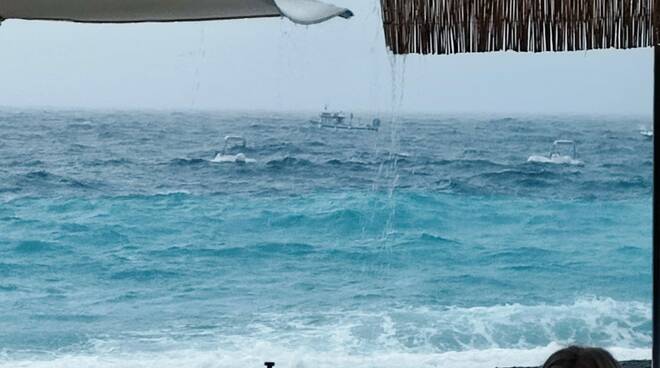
[309,120,378,131]
[527,155,582,165]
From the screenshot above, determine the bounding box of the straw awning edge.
[381,0,658,55]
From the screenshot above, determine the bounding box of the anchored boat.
[527,140,582,165]
[640,128,654,139]
[310,110,381,131]
[212,135,256,164]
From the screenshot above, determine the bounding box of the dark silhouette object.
[543,346,621,368]
[264,362,275,368]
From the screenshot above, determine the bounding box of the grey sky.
[0,0,652,115]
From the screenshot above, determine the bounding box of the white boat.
[211,135,256,164]
[640,129,653,138]
[310,110,380,131]
[527,140,582,165]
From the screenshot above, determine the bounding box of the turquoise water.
[0,110,652,368]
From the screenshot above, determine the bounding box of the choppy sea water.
[0,110,652,368]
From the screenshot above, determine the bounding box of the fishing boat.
[310,110,381,131]
[211,135,256,164]
[640,128,654,139]
[527,139,582,165]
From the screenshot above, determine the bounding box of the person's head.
[543,346,621,368]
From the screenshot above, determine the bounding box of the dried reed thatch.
[380,0,658,54]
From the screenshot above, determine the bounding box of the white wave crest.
[0,344,650,368]
[0,297,650,368]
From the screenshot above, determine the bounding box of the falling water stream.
[381,53,407,238]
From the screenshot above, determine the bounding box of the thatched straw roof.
[380,0,657,54]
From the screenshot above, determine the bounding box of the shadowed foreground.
[505,360,651,368]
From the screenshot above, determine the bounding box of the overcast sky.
[0,0,652,115]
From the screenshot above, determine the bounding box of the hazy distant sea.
[0,110,652,368]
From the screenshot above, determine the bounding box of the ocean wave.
[579,177,650,192]
[67,143,93,152]
[66,122,94,130]
[29,314,101,323]
[169,158,208,166]
[87,158,134,166]
[484,247,557,262]
[0,345,649,368]
[0,263,22,277]
[325,159,370,169]
[266,208,367,233]
[17,170,98,190]
[148,242,318,259]
[430,158,508,169]
[0,298,650,368]
[248,297,651,353]
[261,142,303,154]
[266,157,314,169]
[381,156,411,165]
[6,159,44,167]
[0,186,21,194]
[615,246,645,255]
[154,190,192,196]
[23,170,54,180]
[418,233,460,244]
[109,269,180,282]
[13,240,61,253]
[474,169,566,181]
[146,246,229,258]
[437,168,588,196]
[0,284,19,292]
[252,242,317,255]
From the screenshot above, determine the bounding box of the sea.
[0,109,653,368]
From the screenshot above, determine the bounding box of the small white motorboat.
[211,135,256,164]
[528,140,583,165]
[640,128,653,139]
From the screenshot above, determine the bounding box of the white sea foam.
[0,297,650,368]
[155,189,191,195]
[0,343,650,368]
[244,296,651,352]
[210,153,257,163]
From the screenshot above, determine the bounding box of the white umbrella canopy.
[0,0,353,25]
